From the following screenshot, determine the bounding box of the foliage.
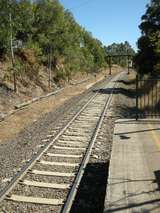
[135,0,160,75]
[104,41,135,67]
[0,0,109,81]
[7,58,25,78]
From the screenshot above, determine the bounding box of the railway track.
[0,73,122,213]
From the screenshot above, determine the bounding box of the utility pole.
[9,12,17,92]
[48,46,52,90]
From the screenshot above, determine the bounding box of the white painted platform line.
[22,180,70,189]
[40,160,79,167]
[7,195,64,205]
[31,170,75,177]
[53,145,85,150]
[46,153,82,158]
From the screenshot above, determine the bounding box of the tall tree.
[0,0,108,85]
[135,0,160,75]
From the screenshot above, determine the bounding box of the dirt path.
[0,69,119,143]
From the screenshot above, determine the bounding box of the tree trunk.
[10,13,17,92]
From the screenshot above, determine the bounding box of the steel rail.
[61,77,119,213]
[0,92,99,203]
[0,73,120,210]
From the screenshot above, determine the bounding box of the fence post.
[136,74,138,120]
[109,56,112,75]
[127,55,130,75]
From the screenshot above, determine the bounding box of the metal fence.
[136,75,160,119]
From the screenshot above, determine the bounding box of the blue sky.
[59,0,150,50]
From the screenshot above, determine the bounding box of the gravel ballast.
[70,72,136,213]
[0,72,136,212]
[0,76,112,191]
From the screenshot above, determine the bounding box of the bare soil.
[0,68,120,143]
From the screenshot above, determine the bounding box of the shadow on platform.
[104,171,160,213]
[116,119,160,124]
[115,127,160,136]
[104,199,160,213]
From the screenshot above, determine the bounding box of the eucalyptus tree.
[0,0,108,86]
[135,0,160,74]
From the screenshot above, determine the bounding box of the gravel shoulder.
[70,71,136,213]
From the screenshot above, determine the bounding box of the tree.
[0,0,107,87]
[135,0,160,75]
[104,42,135,67]
[0,0,17,55]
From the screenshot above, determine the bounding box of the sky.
[59,0,150,50]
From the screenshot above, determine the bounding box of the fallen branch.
[0,88,64,123]
[14,88,64,110]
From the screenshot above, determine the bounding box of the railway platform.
[104,119,160,213]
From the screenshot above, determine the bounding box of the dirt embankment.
[0,66,121,143]
[0,59,120,115]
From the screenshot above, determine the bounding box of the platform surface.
[104,119,160,213]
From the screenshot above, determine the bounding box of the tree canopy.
[0,0,107,81]
[0,0,135,84]
[135,0,160,75]
[104,41,135,67]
